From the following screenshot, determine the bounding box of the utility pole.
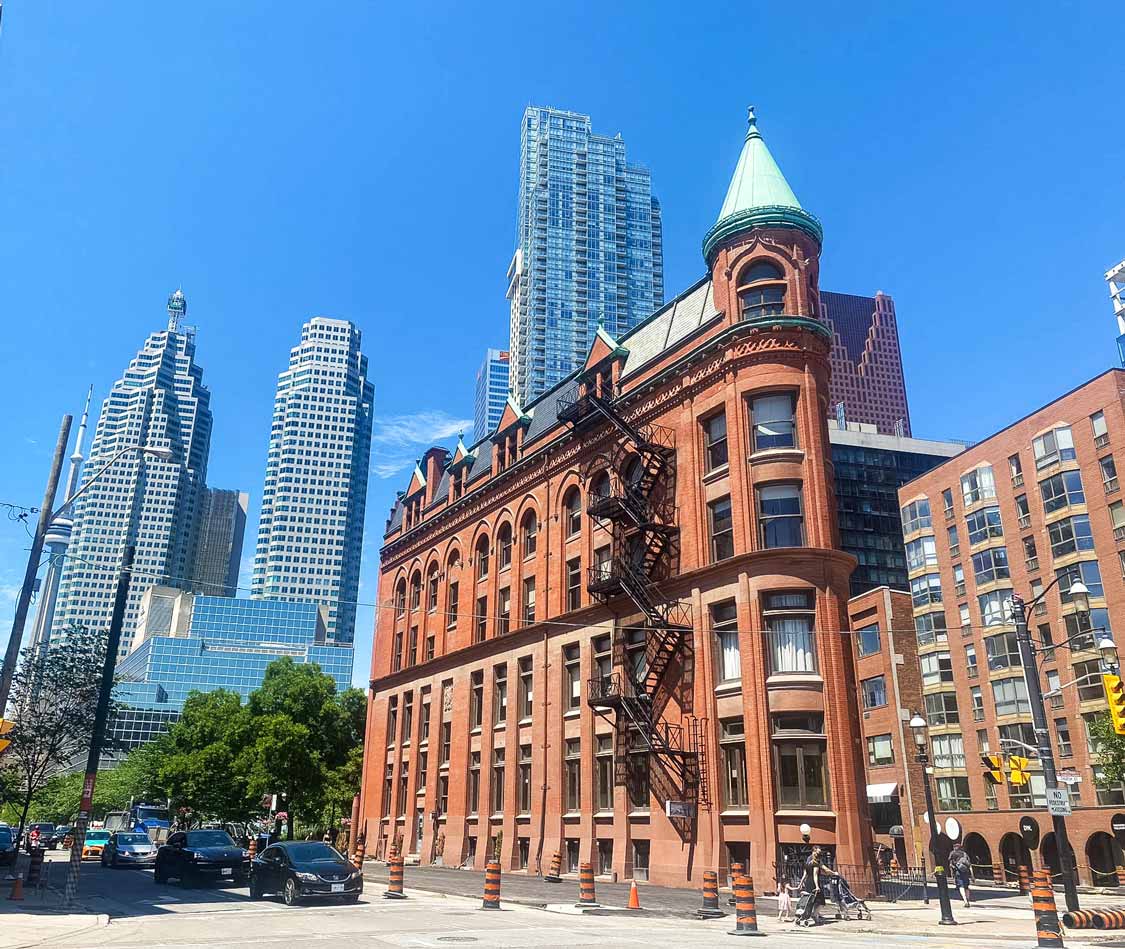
[0,415,72,714]
[63,545,133,905]
[1011,593,1080,912]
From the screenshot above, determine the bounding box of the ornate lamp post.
[909,713,957,926]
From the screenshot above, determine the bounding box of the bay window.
[764,591,816,674]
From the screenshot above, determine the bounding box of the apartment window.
[953,563,965,594]
[866,733,894,766]
[592,634,612,688]
[920,651,954,689]
[948,524,960,554]
[382,765,393,817]
[522,577,536,626]
[493,665,507,726]
[565,557,582,611]
[1095,767,1125,806]
[518,838,530,870]
[910,573,943,607]
[1048,514,1095,557]
[440,722,451,765]
[564,644,581,711]
[417,750,428,792]
[978,589,1014,627]
[626,734,650,810]
[626,628,648,686]
[1023,534,1038,564]
[397,764,409,812]
[972,546,1010,585]
[1034,426,1076,469]
[959,604,972,633]
[977,728,991,754]
[901,498,932,533]
[497,524,513,570]
[936,776,972,812]
[387,697,399,746]
[721,718,748,808]
[1056,718,1073,757]
[992,677,1031,717]
[564,488,582,538]
[966,506,1003,545]
[709,496,734,561]
[428,573,439,613]
[474,595,487,643]
[419,694,431,743]
[750,392,797,451]
[738,261,786,319]
[632,840,650,882]
[925,691,959,726]
[410,576,421,611]
[703,411,729,471]
[1015,493,1031,528]
[915,611,948,646]
[1102,456,1119,492]
[517,511,538,558]
[407,627,418,667]
[597,839,613,876]
[497,587,511,636]
[961,465,996,506]
[758,484,804,548]
[764,591,816,674]
[518,656,534,719]
[476,537,490,579]
[1092,410,1109,443]
[931,732,966,769]
[1040,470,1085,513]
[402,693,414,744]
[468,752,481,815]
[906,535,938,571]
[447,581,459,628]
[394,582,406,617]
[985,631,1022,671]
[712,600,741,682]
[392,631,403,672]
[1046,669,1063,708]
[593,545,612,584]
[965,643,978,677]
[1058,561,1104,600]
[596,735,614,810]
[491,748,505,813]
[1066,608,1111,653]
[1009,453,1023,483]
[424,633,435,662]
[942,488,954,516]
[970,686,985,721]
[564,738,581,812]
[469,671,484,730]
[1074,659,1104,702]
[861,675,887,709]
[518,745,532,814]
[772,712,828,808]
[856,623,880,658]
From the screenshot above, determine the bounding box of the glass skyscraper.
[51,290,213,659]
[506,106,664,405]
[474,347,510,439]
[112,591,353,753]
[250,317,374,644]
[190,488,248,597]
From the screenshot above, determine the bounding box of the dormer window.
[737,260,786,321]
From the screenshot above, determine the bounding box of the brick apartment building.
[358,110,874,888]
[851,369,1125,885]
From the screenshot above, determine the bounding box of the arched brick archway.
[999,832,1031,883]
[962,832,993,881]
[1086,831,1119,887]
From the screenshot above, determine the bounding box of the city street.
[3,852,1125,948]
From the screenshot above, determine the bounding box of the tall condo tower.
[1106,259,1125,366]
[190,488,248,597]
[250,317,374,645]
[506,106,663,405]
[51,290,213,658]
[474,348,510,439]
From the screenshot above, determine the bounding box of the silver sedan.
[101,832,158,868]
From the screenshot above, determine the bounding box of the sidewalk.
[0,856,108,949]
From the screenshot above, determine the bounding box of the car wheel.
[282,878,299,906]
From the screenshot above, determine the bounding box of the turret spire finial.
[746,105,760,139]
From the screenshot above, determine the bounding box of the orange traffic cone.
[8,877,23,900]
[628,880,641,910]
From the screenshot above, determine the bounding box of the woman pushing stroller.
[795,846,839,927]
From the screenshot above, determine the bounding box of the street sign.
[1057,769,1083,785]
[665,801,695,819]
[1045,788,1072,817]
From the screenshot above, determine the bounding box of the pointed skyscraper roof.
[703,107,822,264]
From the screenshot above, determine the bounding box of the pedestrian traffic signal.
[0,719,13,756]
[1009,755,1031,786]
[1104,673,1125,736]
[982,753,1005,785]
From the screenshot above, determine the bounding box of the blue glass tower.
[474,348,510,439]
[507,107,663,405]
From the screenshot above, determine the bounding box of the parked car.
[0,828,18,867]
[82,830,111,860]
[25,823,55,852]
[101,832,157,868]
[49,826,73,850]
[249,841,362,906]
[154,830,249,887]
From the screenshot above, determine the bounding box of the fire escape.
[557,375,711,822]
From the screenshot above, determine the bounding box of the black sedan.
[249,841,362,905]
[154,830,250,886]
[0,828,18,867]
[101,831,158,868]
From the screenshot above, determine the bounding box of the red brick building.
[852,370,1125,884]
[358,110,873,888]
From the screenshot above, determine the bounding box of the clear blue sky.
[1,1,1121,686]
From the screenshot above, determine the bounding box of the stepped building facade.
[359,110,874,888]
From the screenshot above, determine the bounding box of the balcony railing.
[1106,478,1120,495]
[1018,514,1032,530]
[1011,473,1025,488]
[954,582,966,597]
[1026,557,1039,572]
[1096,433,1110,450]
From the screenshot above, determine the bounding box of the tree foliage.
[1088,712,1125,785]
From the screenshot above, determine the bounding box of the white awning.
[867,782,899,803]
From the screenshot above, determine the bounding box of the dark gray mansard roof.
[385,275,721,536]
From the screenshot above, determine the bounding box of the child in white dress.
[776,876,794,921]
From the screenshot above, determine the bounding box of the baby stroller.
[794,889,821,927]
[828,874,871,921]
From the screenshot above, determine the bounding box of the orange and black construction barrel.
[1095,908,1125,929]
[728,861,745,906]
[575,862,599,907]
[1030,868,1063,947]
[544,850,562,883]
[1018,864,1031,895]
[384,854,407,900]
[698,870,724,919]
[481,861,501,910]
[1062,909,1102,929]
[728,874,765,937]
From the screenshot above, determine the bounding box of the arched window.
[590,470,610,501]
[394,579,407,617]
[737,259,786,321]
[446,552,461,625]
[409,572,422,612]
[521,511,538,559]
[497,523,513,570]
[563,487,582,538]
[426,564,439,613]
[476,535,490,580]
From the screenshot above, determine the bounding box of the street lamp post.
[909,713,957,926]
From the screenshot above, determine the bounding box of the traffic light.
[1008,755,1030,786]
[1104,673,1125,736]
[982,753,1005,785]
[0,719,13,756]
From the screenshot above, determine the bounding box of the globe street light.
[909,713,957,926]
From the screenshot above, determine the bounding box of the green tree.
[1088,713,1125,785]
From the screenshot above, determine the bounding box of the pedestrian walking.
[949,845,973,908]
[775,874,794,922]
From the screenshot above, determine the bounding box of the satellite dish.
[944,817,962,841]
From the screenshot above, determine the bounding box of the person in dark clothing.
[797,846,839,926]
[949,845,973,908]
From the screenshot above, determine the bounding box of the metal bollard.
[384,854,407,899]
[1031,869,1063,947]
[728,874,766,937]
[698,869,724,918]
[1018,864,1031,895]
[575,862,599,907]
[481,861,501,910]
[728,861,745,905]
[544,850,562,883]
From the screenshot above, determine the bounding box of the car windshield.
[284,843,342,863]
[86,832,110,843]
[135,808,166,821]
[55,827,72,835]
[185,831,235,848]
[118,834,149,845]
[32,825,54,833]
